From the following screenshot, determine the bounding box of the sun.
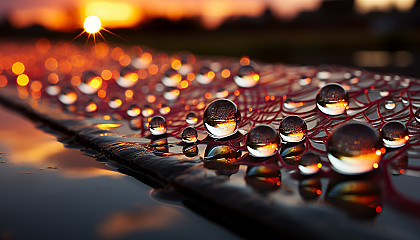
[84,16,101,34]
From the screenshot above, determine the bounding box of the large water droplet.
[79,71,102,95]
[246,125,279,157]
[203,99,241,138]
[196,66,215,85]
[234,65,260,88]
[149,116,167,135]
[162,68,181,87]
[316,83,349,115]
[381,121,409,148]
[116,67,138,88]
[58,87,78,105]
[327,123,383,175]
[186,112,198,125]
[126,104,141,117]
[182,127,198,143]
[298,152,322,175]
[279,115,307,143]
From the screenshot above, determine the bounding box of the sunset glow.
[84,16,101,33]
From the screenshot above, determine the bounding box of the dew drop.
[316,83,349,115]
[246,125,280,157]
[298,75,311,86]
[381,121,409,148]
[182,127,198,143]
[348,75,359,84]
[159,104,171,115]
[79,71,102,95]
[163,87,180,101]
[149,116,167,135]
[108,97,123,109]
[327,123,383,175]
[298,152,322,175]
[186,112,198,125]
[384,98,395,110]
[126,104,141,117]
[317,67,331,80]
[279,115,307,143]
[203,99,241,138]
[379,88,389,97]
[45,84,60,96]
[196,66,215,85]
[58,87,77,105]
[162,68,181,87]
[142,104,154,117]
[234,65,260,88]
[116,67,139,88]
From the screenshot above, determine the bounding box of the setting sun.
[84,16,101,34]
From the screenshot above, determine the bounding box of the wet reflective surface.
[0,106,240,240]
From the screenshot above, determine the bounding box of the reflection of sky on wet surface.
[0,106,239,240]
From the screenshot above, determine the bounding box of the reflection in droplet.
[384,98,396,110]
[381,121,409,148]
[326,179,382,219]
[298,75,311,86]
[84,100,98,114]
[234,65,260,88]
[298,152,322,175]
[58,87,78,105]
[195,66,215,85]
[279,115,307,143]
[150,136,168,156]
[246,125,279,157]
[183,144,198,157]
[186,112,198,125]
[327,123,383,175]
[283,98,303,109]
[116,67,138,88]
[280,142,306,166]
[79,71,102,95]
[204,144,241,162]
[245,164,281,192]
[45,84,60,96]
[316,83,349,115]
[149,116,166,135]
[182,127,198,143]
[299,178,322,201]
[203,99,241,138]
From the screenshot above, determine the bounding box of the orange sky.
[2,0,417,31]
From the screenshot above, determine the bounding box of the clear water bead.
[142,105,154,117]
[79,71,102,95]
[279,115,307,143]
[381,121,409,148]
[384,98,396,110]
[203,99,241,138]
[327,123,383,175]
[298,152,322,175]
[316,83,349,115]
[186,112,198,125]
[126,104,141,118]
[181,127,198,143]
[108,97,123,109]
[162,68,181,87]
[116,67,139,88]
[159,104,171,115]
[58,87,78,105]
[246,125,280,157]
[380,88,389,97]
[195,66,215,85]
[149,116,167,135]
[234,65,260,88]
[415,108,420,123]
[163,88,180,101]
[317,67,331,80]
[298,75,311,86]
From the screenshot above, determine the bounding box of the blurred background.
[1,0,420,77]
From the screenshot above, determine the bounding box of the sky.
[0,0,416,31]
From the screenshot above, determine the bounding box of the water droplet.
[379,88,389,97]
[316,83,349,115]
[183,145,198,157]
[348,75,359,84]
[327,123,383,175]
[79,71,102,95]
[45,84,60,96]
[283,98,302,109]
[126,104,141,117]
[299,178,322,201]
[162,68,181,87]
[142,104,154,117]
[381,121,408,148]
[108,97,123,109]
[196,66,215,85]
[298,152,322,175]
[203,99,241,138]
[116,67,138,88]
[384,98,395,110]
[298,75,311,86]
[84,100,98,114]
[159,104,171,115]
[280,142,305,166]
[415,108,420,123]
[186,112,198,125]
[163,87,180,101]
[58,87,77,105]
[317,67,331,80]
[246,125,280,157]
[279,115,307,143]
[204,143,241,162]
[215,88,229,98]
[149,116,167,135]
[182,127,198,143]
[234,65,260,88]
[326,179,382,219]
